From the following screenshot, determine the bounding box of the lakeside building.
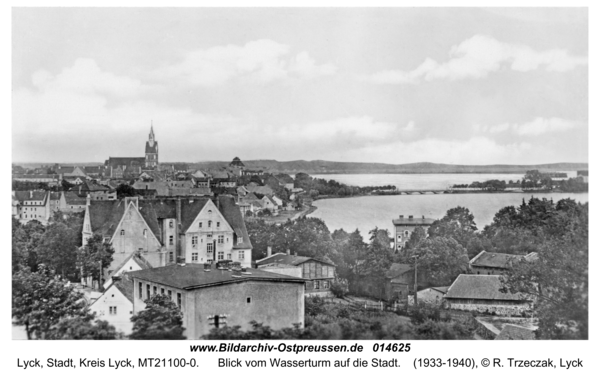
[392,215,436,251]
[129,263,305,338]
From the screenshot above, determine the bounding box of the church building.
[105,124,159,178]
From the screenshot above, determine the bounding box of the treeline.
[293,172,396,198]
[247,196,588,339]
[452,170,588,192]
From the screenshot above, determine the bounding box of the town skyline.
[13,8,588,165]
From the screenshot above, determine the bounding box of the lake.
[307,174,587,239]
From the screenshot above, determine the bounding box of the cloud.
[152,39,336,86]
[475,117,580,136]
[366,35,587,84]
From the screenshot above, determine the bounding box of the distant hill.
[188,160,589,175]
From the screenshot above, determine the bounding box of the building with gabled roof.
[102,252,153,289]
[129,263,305,338]
[444,274,532,316]
[82,195,253,279]
[469,251,538,275]
[256,250,335,296]
[90,273,136,334]
[13,190,50,224]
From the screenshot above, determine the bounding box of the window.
[208,210,212,214]
[246,297,252,304]
[192,253,198,262]
[239,250,245,260]
[169,252,174,262]
[192,236,198,247]
[177,293,182,307]
[121,229,125,236]
[218,251,224,260]
[168,290,172,298]
[305,281,312,290]
[139,282,143,299]
[315,280,321,290]
[169,221,173,228]
[207,234,212,240]
[143,229,147,237]
[323,280,330,289]
[218,235,224,244]
[199,222,202,228]
[237,236,243,245]
[227,253,231,260]
[217,222,220,228]
[146,284,150,299]
[208,220,212,227]
[109,306,117,315]
[153,286,157,295]
[169,235,174,245]
[404,230,409,236]
[161,288,165,295]
[207,243,213,253]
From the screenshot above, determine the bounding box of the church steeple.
[145,122,158,169]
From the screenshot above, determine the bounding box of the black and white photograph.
[10,4,589,349]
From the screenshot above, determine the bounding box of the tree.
[78,234,115,284]
[47,317,120,340]
[409,237,469,287]
[130,294,186,339]
[12,219,45,272]
[12,265,90,339]
[36,222,79,279]
[116,183,136,198]
[428,207,478,256]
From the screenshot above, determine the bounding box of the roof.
[256,253,335,267]
[128,264,305,290]
[245,185,274,196]
[470,251,537,269]
[386,263,413,278]
[105,157,145,168]
[445,275,526,301]
[495,324,536,340]
[13,191,47,203]
[392,216,436,225]
[87,196,252,249]
[420,286,450,294]
[112,273,135,303]
[63,192,87,205]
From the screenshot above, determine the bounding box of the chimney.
[267,246,272,257]
[286,249,291,255]
[176,198,182,226]
[409,215,413,219]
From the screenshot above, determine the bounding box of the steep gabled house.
[90,273,136,334]
[82,196,253,279]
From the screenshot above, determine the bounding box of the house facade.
[90,274,135,334]
[82,195,253,277]
[129,264,305,339]
[392,215,436,251]
[256,251,336,296]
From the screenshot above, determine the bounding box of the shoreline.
[310,189,588,203]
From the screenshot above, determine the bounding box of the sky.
[12,7,588,165]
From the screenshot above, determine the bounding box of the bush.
[330,279,349,298]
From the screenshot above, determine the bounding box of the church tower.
[145,123,159,169]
